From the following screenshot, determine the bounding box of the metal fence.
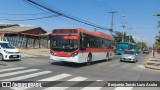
[5,36,49,48]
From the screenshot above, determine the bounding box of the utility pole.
[122,25,125,42]
[128,28,133,43]
[121,15,126,42]
[109,11,117,34]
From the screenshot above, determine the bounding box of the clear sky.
[0,0,159,46]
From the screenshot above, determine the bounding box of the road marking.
[67,77,87,81]
[81,80,104,90]
[1,71,52,81]
[39,73,71,81]
[10,73,71,90]
[43,76,87,90]
[114,87,133,90]
[0,67,26,73]
[0,69,38,78]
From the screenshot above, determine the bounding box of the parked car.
[143,49,149,54]
[0,41,21,60]
[120,50,138,63]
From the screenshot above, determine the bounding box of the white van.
[0,41,21,60]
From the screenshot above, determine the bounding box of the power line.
[0,15,57,21]
[89,0,109,12]
[23,0,83,27]
[24,0,111,32]
[0,12,48,16]
[91,0,134,32]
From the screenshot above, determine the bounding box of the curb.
[144,63,160,70]
[143,53,160,70]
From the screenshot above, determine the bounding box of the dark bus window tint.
[80,33,113,49]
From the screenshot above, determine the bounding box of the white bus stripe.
[1,71,52,81]
[0,67,26,73]
[43,76,87,90]
[0,69,38,78]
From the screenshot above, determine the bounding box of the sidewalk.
[19,48,50,57]
[145,51,160,70]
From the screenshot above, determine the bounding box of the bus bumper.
[50,54,84,63]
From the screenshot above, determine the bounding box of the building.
[0,24,19,29]
[0,24,48,48]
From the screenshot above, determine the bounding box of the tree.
[154,13,160,53]
[113,31,135,43]
[113,31,123,42]
[130,36,136,43]
[137,42,147,50]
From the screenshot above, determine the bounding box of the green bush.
[155,41,160,54]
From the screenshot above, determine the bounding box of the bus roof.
[51,28,113,40]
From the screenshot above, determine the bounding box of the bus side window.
[105,40,109,48]
[87,43,90,48]
[101,40,105,48]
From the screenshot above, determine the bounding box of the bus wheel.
[106,52,109,61]
[86,54,92,65]
[106,57,109,61]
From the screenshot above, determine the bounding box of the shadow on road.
[50,59,112,68]
[1,59,21,62]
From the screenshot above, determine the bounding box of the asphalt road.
[0,53,160,90]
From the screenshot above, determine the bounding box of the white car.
[0,41,21,60]
[120,50,138,63]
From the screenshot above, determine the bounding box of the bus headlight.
[71,52,78,57]
[50,51,54,56]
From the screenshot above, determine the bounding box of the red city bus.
[49,28,114,64]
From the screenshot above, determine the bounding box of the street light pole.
[122,26,125,42]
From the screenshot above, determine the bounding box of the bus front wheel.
[86,54,92,65]
[106,52,109,61]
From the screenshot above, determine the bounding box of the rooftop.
[0,26,39,33]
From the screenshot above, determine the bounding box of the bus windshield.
[50,36,78,52]
[117,44,129,50]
